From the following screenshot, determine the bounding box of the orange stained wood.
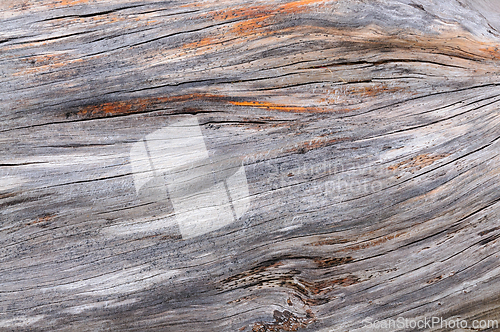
[182,37,217,50]
[300,275,360,295]
[76,94,355,120]
[338,231,409,252]
[48,0,94,7]
[228,100,324,113]
[208,5,271,21]
[208,0,330,21]
[22,53,68,66]
[26,215,55,226]
[202,0,332,37]
[14,58,84,76]
[278,0,331,13]
[351,85,405,97]
[228,0,331,35]
[181,1,332,49]
[230,16,272,36]
[479,46,500,60]
[76,93,226,117]
[388,153,450,173]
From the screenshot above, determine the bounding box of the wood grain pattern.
[1,0,500,331]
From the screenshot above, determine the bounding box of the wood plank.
[1,0,500,331]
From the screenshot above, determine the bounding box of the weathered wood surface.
[1,0,500,331]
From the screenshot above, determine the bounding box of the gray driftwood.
[1,0,500,331]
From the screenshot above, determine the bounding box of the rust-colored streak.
[351,84,405,97]
[478,227,500,237]
[78,100,136,117]
[209,0,329,21]
[308,238,350,246]
[230,16,272,36]
[339,231,408,252]
[227,0,328,36]
[182,37,216,50]
[279,0,329,13]
[388,153,450,173]
[74,93,347,120]
[227,295,259,305]
[252,309,315,332]
[48,0,93,7]
[302,298,330,306]
[221,256,355,294]
[26,215,54,227]
[228,100,323,113]
[0,192,17,200]
[203,0,331,38]
[22,53,67,66]
[313,256,353,268]
[74,94,227,118]
[317,84,408,106]
[427,275,443,284]
[15,56,84,76]
[479,46,500,60]
[301,275,360,295]
[427,272,455,284]
[179,10,500,68]
[223,260,284,284]
[209,5,271,21]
